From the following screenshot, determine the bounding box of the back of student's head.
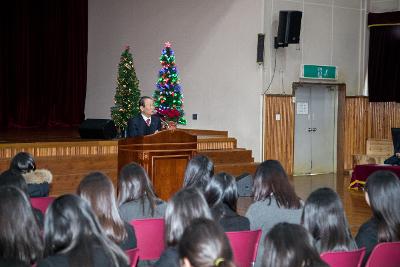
[365,170,400,242]
[0,169,29,195]
[44,194,129,266]
[117,162,157,215]
[179,218,236,267]
[183,155,214,190]
[0,186,43,265]
[302,187,353,253]
[9,151,36,173]
[253,160,301,209]
[262,222,328,267]
[204,172,238,219]
[165,187,213,246]
[77,172,127,244]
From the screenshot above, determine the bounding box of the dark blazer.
[154,247,179,267]
[214,203,250,232]
[127,114,162,138]
[119,222,137,250]
[37,244,129,267]
[355,217,379,267]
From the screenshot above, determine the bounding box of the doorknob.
[312,128,317,132]
[308,128,312,132]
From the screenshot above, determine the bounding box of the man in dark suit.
[127,96,162,137]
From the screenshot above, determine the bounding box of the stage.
[0,128,119,196]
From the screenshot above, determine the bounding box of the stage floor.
[0,127,83,143]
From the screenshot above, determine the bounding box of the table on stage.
[349,164,400,190]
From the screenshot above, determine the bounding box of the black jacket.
[127,114,162,138]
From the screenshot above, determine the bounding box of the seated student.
[37,194,129,267]
[127,96,162,137]
[77,172,137,250]
[155,188,213,267]
[203,172,250,232]
[118,162,166,222]
[9,152,52,197]
[245,160,303,267]
[262,222,329,267]
[355,170,400,266]
[179,218,236,267]
[182,155,214,191]
[302,187,357,253]
[0,169,44,228]
[0,186,43,267]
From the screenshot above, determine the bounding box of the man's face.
[141,98,155,117]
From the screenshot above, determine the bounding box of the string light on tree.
[153,42,187,126]
[111,46,141,135]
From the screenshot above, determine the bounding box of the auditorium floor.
[237,173,371,236]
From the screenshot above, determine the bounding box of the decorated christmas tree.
[111,46,141,135]
[153,42,187,126]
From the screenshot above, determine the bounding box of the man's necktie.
[146,118,150,126]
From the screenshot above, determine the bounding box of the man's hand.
[395,152,400,158]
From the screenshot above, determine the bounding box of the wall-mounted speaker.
[79,119,117,139]
[257,33,265,63]
[274,10,302,49]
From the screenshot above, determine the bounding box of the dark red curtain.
[0,0,87,129]
[368,12,400,102]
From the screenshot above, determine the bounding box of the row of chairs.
[30,197,400,267]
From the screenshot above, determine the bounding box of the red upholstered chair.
[30,196,55,214]
[365,241,400,267]
[320,247,366,267]
[130,218,165,261]
[125,248,140,267]
[226,229,262,267]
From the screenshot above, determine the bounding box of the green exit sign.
[301,64,337,80]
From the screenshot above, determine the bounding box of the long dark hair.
[165,187,213,247]
[253,160,301,209]
[366,170,400,242]
[9,152,36,173]
[77,172,127,244]
[0,186,43,265]
[117,162,158,216]
[204,172,238,220]
[301,187,354,253]
[183,155,214,190]
[0,169,29,194]
[43,194,129,267]
[262,222,328,267]
[178,218,236,267]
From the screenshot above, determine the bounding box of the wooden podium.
[118,130,197,200]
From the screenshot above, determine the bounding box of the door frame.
[292,82,345,175]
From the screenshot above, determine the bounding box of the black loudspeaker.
[79,119,117,139]
[257,33,265,63]
[236,173,253,197]
[274,10,302,49]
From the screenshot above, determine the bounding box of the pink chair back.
[365,241,400,267]
[130,218,165,261]
[125,248,140,267]
[320,247,366,267]
[30,196,55,214]
[226,229,262,267]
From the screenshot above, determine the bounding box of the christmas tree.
[153,42,187,126]
[111,46,141,134]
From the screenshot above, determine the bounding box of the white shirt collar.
[141,113,151,122]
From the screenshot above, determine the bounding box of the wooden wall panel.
[343,98,400,170]
[369,102,400,139]
[264,95,294,175]
[344,97,369,170]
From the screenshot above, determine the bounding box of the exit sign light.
[301,64,337,80]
